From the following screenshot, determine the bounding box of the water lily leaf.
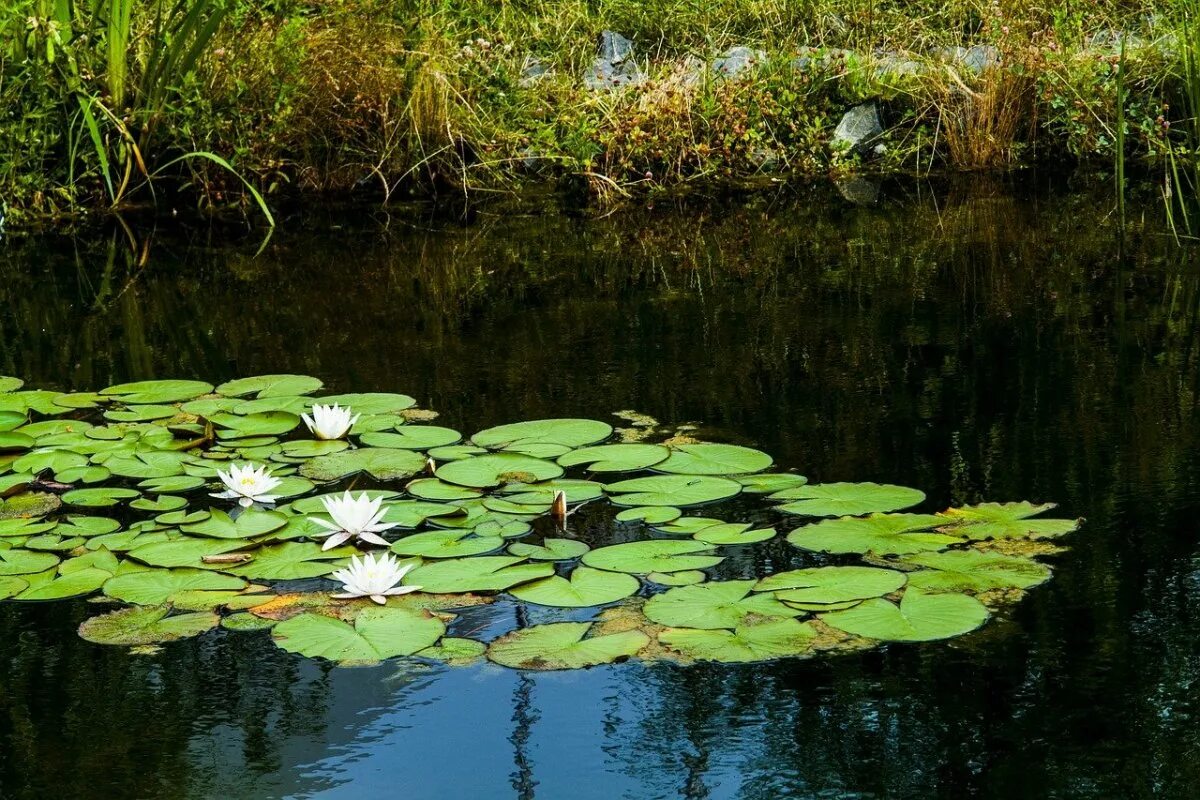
[211,411,301,439]
[940,502,1081,540]
[773,482,926,517]
[0,518,56,537]
[0,491,62,520]
[79,606,219,645]
[24,534,86,551]
[820,589,990,641]
[0,377,23,393]
[13,448,89,476]
[0,431,34,451]
[379,500,465,528]
[0,550,60,575]
[647,570,707,586]
[228,542,356,580]
[407,556,553,593]
[183,509,288,540]
[655,443,773,475]
[427,444,487,461]
[418,637,486,665]
[128,537,254,569]
[181,397,241,416]
[436,453,564,488]
[100,380,214,404]
[138,475,207,493]
[557,444,670,472]
[87,529,174,552]
[605,475,742,507]
[130,494,188,513]
[62,487,141,507]
[300,448,426,482]
[169,589,271,611]
[233,396,312,416]
[901,550,1053,592]
[279,440,349,459]
[359,426,462,450]
[644,580,800,629]
[0,576,28,598]
[51,392,106,409]
[405,479,481,501]
[55,516,121,537]
[755,566,908,604]
[17,567,111,600]
[0,410,27,431]
[787,514,959,555]
[507,538,590,561]
[496,479,605,505]
[474,520,533,539]
[582,540,722,574]
[736,473,808,493]
[509,566,640,607]
[221,612,278,631]
[272,607,445,665]
[103,404,177,423]
[615,506,682,524]
[694,525,776,545]
[390,530,504,559]
[317,393,416,415]
[483,497,550,515]
[659,617,817,663]
[472,419,612,451]
[217,374,324,398]
[487,621,647,670]
[0,390,64,415]
[103,568,247,605]
[55,465,111,484]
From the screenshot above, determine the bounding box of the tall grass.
[1165,0,1200,238]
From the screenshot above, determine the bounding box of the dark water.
[1,179,1200,799]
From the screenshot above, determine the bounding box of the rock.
[961,45,1000,73]
[585,31,644,90]
[832,102,883,154]
[712,46,766,78]
[519,57,550,87]
[1087,30,1146,53]
[873,52,923,77]
[836,177,880,205]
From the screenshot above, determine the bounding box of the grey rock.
[599,30,635,64]
[519,57,550,87]
[961,45,1000,73]
[586,31,644,90]
[874,52,923,77]
[712,46,766,78]
[836,176,880,205]
[832,102,883,154]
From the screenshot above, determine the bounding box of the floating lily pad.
[509,566,640,607]
[417,637,486,665]
[644,580,800,629]
[279,440,349,459]
[0,550,60,575]
[130,494,188,513]
[103,568,247,605]
[317,393,416,415]
[473,419,613,451]
[61,487,141,507]
[736,473,808,493]
[359,427,462,450]
[901,550,1053,592]
[228,542,356,580]
[0,576,28,598]
[272,607,445,665]
[427,444,487,461]
[694,524,776,545]
[647,570,707,586]
[487,621,647,670]
[103,404,177,423]
[655,443,773,475]
[16,567,113,600]
[211,411,301,439]
[221,612,278,631]
[79,606,219,645]
[300,447,426,482]
[615,506,682,524]
[0,377,23,393]
[557,444,670,472]
[0,431,34,451]
[507,538,590,561]
[183,509,288,540]
[787,514,959,555]
[127,537,253,569]
[755,566,907,604]
[216,374,324,399]
[138,475,207,494]
[773,482,926,517]
[653,517,726,535]
[406,556,553,593]
[659,617,817,663]
[390,530,504,559]
[0,491,62,520]
[940,502,1081,540]
[820,589,990,641]
[100,380,214,404]
[436,453,564,488]
[605,475,741,507]
[582,540,722,574]
[405,479,481,501]
[497,479,605,505]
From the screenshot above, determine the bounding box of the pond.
[1,178,1199,799]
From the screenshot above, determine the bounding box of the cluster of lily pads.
[0,375,1081,669]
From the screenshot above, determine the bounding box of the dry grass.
[931,65,1035,169]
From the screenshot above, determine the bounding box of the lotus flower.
[211,463,282,508]
[302,403,359,440]
[313,491,398,550]
[331,551,420,604]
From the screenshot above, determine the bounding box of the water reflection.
[0,180,1199,798]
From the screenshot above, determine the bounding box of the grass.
[0,0,1199,224]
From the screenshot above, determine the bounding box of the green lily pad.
[405,479,481,501]
[100,380,214,404]
[615,506,682,524]
[359,426,462,450]
[557,444,670,472]
[55,516,121,537]
[390,530,504,559]
[0,377,23,393]
[299,447,426,482]
[0,576,28,598]
[0,431,34,451]
[61,487,141,507]
[217,374,324,398]
[773,482,926,517]
[79,606,219,646]
[211,411,301,439]
[436,453,564,488]
[127,537,254,569]
[378,500,465,528]
[417,637,486,665]
[507,538,590,561]
[497,479,605,505]
[103,568,247,605]
[487,621,647,670]
[406,556,553,593]
[103,404,178,423]
[279,440,350,459]
[0,491,62,520]
[787,514,959,555]
[272,607,445,665]
[582,540,722,574]
[659,617,817,663]
[221,612,278,631]
[693,524,776,545]
[901,550,1053,592]
[427,444,487,461]
[182,509,288,540]
[16,567,112,600]
[509,566,640,607]
[820,589,990,641]
[228,542,356,580]
[940,502,1081,540]
[655,443,773,475]
[604,475,742,507]
[138,475,207,493]
[0,549,60,575]
[317,393,416,415]
[130,494,188,513]
[755,566,908,604]
[736,473,808,493]
[472,419,613,451]
[647,570,707,586]
[643,579,800,629]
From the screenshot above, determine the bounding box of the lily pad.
[100,380,214,404]
[820,589,990,642]
[211,411,301,439]
[940,502,1081,540]
[216,374,324,398]
[773,482,926,517]
[79,606,219,646]
[405,479,481,502]
[300,447,426,482]
[507,538,590,561]
[900,550,1053,592]
[103,568,247,605]
[736,473,808,494]
[317,393,416,415]
[582,540,722,574]
[127,537,254,569]
[390,530,504,559]
[0,550,60,576]
[693,524,776,545]
[221,612,278,631]
[182,509,288,540]
[647,570,707,586]
[755,566,907,604]
[472,419,613,451]
[509,566,640,607]
[228,542,356,580]
[557,444,670,472]
[643,580,800,629]
[406,556,553,593]
[655,443,773,475]
[487,621,647,670]
[359,426,462,450]
[615,506,682,524]
[436,453,564,488]
[418,637,487,665]
[16,567,112,600]
[61,487,141,507]
[659,617,817,663]
[272,607,445,665]
[605,475,741,507]
[787,514,959,555]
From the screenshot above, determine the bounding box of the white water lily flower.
[313,491,399,550]
[331,551,420,604]
[211,463,282,508]
[302,403,360,440]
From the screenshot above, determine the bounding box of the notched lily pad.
[487,621,648,670]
